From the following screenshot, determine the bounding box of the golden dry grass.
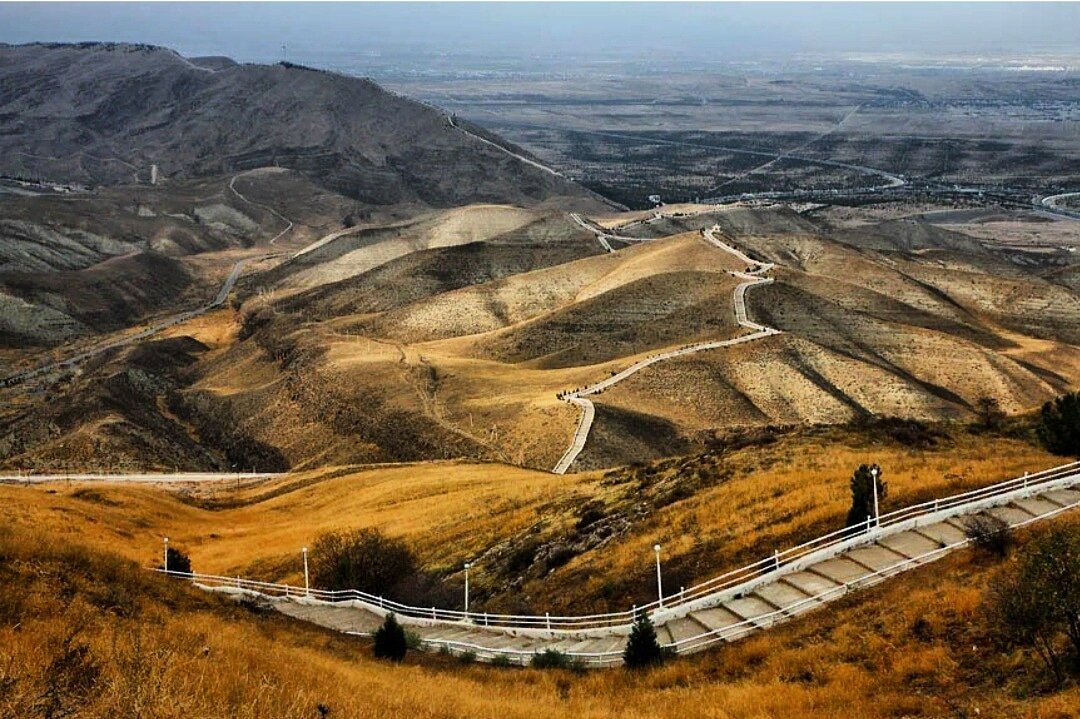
[3,517,1079,719]
[0,428,1067,613]
[0,461,595,580]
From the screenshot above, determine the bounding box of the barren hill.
[0,42,593,208]
[2,198,1078,473]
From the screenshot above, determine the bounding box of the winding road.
[0,171,296,389]
[552,221,781,474]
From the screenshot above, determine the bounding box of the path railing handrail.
[157,459,1080,632]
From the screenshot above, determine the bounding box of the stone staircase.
[256,484,1080,667]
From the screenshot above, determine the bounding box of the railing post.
[163,537,169,574]
[432,607,436,620]
[302,547,310,597]
[546,612,551,631]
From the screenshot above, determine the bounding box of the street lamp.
[871,467,880,528]
[302,547,310,596]
[464,562,472,618]
[654,544,663,608]
[163,537,169,573]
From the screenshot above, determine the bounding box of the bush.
[310,528,416,595]
[1038,392,1080,456]
[623,612,665,669]
[372,614,408,662]
[964,513,1014,558]
[844,463,887,529]
[491,654,514,668]
[530,649,572,669]
[986,524,1080,682]
[974,397,1005,431]
[160,546,192,575]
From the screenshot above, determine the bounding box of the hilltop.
[0,42,594,208]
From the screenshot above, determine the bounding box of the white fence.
[158,459,1080,649]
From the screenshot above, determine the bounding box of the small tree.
[986,525,1080,682]
[845,463,887,529]
[160,547,192,575]
[1038,392,1080,456]
[373,614,408,662]
[623,611,664,669]
[975,396,1005,431]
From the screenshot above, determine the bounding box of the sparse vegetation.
[161,546,192,575]
[310,528,416,596]
[986,524,1080,682]
[623,612,665,669]
[530,648,573,670]
[1038,392,1080,456]
[844,463,886,529]
[975,396,1006,431]
[964,514,1014,558]
[372,614,408,662]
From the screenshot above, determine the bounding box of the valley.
[1,27,1080,717]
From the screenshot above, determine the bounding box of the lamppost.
[464,562,471,618]
[163,537,169,573]
[654,544,664,608]
[871,467,880,528]
[302,547,310,596]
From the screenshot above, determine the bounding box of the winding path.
[552,222,781,474]
[228,170,295,244]
[0,171,294,388]
[447,115,564,178]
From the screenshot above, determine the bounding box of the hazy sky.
[1,2,1077,65]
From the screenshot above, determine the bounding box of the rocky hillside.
[0,42,593,207]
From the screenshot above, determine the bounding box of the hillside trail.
[552,221,781,474]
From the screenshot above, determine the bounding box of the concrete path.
[248,481,1080,667]
[552,221,780,474]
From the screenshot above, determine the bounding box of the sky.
[1,2,1077,65]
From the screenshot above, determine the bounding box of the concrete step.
[753,579,819,614]
[781,571,842,598]
[1042,488,1080,507]
[912,520,967,547]
[689,605,744,632]
[655,623,675,646]
[806,557,871,585]
[664,614,713,645]
[1013,496,1066,518]
[723,595,782,627]
[987,504,1038,525]
[845,544,909,573]
[878,530,942,559]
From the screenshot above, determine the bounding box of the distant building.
[647,194,661,205]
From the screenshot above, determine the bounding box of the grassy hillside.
[0,423,1065,614]
[2,492,1078,718]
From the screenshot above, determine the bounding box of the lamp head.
[653,544,661,553]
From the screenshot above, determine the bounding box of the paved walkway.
[252,482,1079,667]
[552,221,780,474]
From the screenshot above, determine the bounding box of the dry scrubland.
[2,514,1079,718]
[3,201,1079,475]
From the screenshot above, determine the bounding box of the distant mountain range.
[0,42,593,207]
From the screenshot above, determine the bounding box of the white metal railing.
[381,483,1080,667]
[158,459,1080,637]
